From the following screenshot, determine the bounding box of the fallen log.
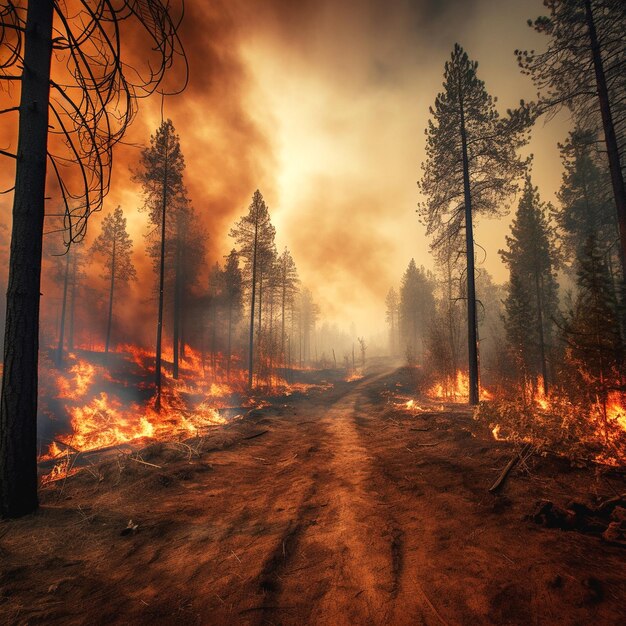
[489,443,532,493]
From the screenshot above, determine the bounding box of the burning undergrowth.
[37,347,328,483]
[476,389,626,467]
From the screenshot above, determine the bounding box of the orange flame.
[427,371,491,403]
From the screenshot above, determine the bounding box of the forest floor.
[1,361,625,625]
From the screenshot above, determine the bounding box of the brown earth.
[1,363,625,625]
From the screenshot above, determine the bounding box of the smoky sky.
[0,0,568,343]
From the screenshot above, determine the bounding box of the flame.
[604,391,626,431]
[406,399,415,409]
[345,371,363,382]
[55,359,95,400]
[39,344,327,483]
[427,371,491,403]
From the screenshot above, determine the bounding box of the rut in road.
[256,374,443,626]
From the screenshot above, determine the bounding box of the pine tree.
[54,243,85,364]
[518,0,626,280]
[504,271,537,402]
[90,207,136,353]
[500,175,559,394]
[562,236,623,438]
[0,0,185,519]
[135,119,185,409]
[277,248,299,367]
[418,44,529,404]
[399,259,436,366]
[385,287,399,356]
[229,190,276,388]
[221,250,244,380]
[297,288,319,366]
[556,129,617,266]
[206,262,222,377]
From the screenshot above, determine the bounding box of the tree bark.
[584,0,626,286]
[459,79,480,405]
[0,0,54,518]
[534,271,549,395]
[248,215,259,389]
[155,133,169,410]
[173,228,182,379]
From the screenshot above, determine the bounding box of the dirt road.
[1,366,625,625]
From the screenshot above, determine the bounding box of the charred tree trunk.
[105,232,117,354]
[584,0,626,290]
[155,136,169,411]
[459,79,480,406]
[534,271,549,395]
[257,269,263,381]
[56,251,70,365]
[173,231,182,380]
[0,0,54,518]
[248,218,259,389]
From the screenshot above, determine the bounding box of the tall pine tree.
[518,0,626,282]
[90,207,136,354]
[229,190,276,388]
[135,119,185,409]
[501,175,559,394]
[418,44,529,404]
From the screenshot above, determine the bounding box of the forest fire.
[478,378,626,466]
[38,349,234,478]
[426,371,492,403]
[38,344,329,483]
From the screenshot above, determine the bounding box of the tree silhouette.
[90,207,137,354]
[230,190,276,388]
[399,259,435,366]
[277,248,300,368]
[385,287,399,356]
[136,120,186,407]
[418,44,529,404]
[504,271,536,402]
[0,0,185,518]
[561,236,623,440]
[501,175,559,394]
[518,0,626,281]
[556,129,618,269]
[221,250,244,380]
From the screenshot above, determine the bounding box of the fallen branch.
[489,443,532,493]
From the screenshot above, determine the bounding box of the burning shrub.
[477,393,626,466]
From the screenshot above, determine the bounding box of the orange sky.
[0,0,573,341]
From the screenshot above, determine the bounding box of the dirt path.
[1,367,625,625]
